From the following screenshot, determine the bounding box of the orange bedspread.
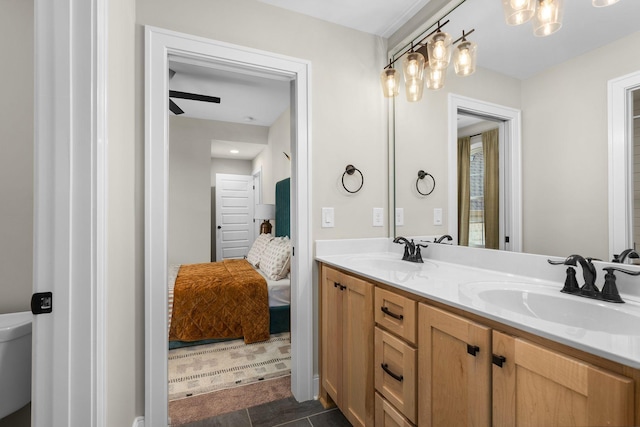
[169,259,270,344]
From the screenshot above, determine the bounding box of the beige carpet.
[168,332,291,401]
[169,375,292,425]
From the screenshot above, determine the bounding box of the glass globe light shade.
[502,0,536,25]
[453,40,477,76]
[592,0,619,6]
[402,52,426,81]
[405,76,425,102]
[426,67,446,90]
[380,68,399,98]
[533,0,564,37]
[426,31,452,70]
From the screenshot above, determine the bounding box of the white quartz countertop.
[316,247,640,369]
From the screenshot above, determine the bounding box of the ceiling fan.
[168,69,221,115]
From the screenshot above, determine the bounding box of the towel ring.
[416,170,435,196]
[342,164,364,194]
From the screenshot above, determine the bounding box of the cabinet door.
[492,331,635,427]
[418,304,491,427]
[321,266,344,405]
[343,273,374,427]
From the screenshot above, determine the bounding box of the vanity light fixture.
[426,30,453,71]
[533,0,564,37]
[426,67,446,90]
[453,30,478,77]
[501,0,536,25]
[380,21,476,100]
[380,60,400,98]
[592,0,619,6]
[402,45,426,102]
[502,0,623,37]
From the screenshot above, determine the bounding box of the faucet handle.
[601,266,640,303]
[548,259,580,294]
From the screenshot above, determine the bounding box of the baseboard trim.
[132,416,144,427]
[313,374,320,400]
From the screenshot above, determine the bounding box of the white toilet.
[0,311,32,419]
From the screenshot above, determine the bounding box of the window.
[469,141,485,247]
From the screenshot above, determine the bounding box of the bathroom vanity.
[316,239,640,427]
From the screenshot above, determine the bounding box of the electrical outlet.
[373,208,384,227]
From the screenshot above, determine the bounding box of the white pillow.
[259,237,291,280]
[246,233,273,267]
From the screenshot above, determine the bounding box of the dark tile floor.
[180,396,352,427]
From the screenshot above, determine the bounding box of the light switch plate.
[373,207,384,227]
[434,208,443,226]
[322,207,334,228]
[395,208,404,226]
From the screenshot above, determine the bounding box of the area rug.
[168,332,291,401]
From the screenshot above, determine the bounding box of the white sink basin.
[459,281,640,335]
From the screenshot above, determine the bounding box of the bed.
[168,178,291,349]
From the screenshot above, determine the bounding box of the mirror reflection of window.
[633,89,640,250]
[469,141,485,247]
[458,127,500,249]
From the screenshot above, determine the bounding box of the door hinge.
[31,292,53,314]
[505,236,510,243]
[292,246,295,256]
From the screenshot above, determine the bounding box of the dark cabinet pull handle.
[381,363,404,382]
[333,282,346,291]
[492,355,506,367]
[381,306,404,320]
[467,344,480,357]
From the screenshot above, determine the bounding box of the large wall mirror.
[390,0,640,260]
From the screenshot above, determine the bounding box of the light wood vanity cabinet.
[418,304,492,427]
[492,330,634,427]
[320,265,374,427]
[418,304,635,427]
[319,264,639,427]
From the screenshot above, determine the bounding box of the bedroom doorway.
[145,26,313,426]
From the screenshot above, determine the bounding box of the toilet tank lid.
[0,311,32,342]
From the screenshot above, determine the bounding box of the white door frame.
[145,26,313,425]
[608,70,640,258]
[33,0,106,425]
[448,93,523,252]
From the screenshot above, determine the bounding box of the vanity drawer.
[375,287,417,344]
[375,392,414,427]
[375,327,416,424]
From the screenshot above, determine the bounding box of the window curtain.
[483,129,500,249]
[457,136,471,246]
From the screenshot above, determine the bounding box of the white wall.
[253,107,292,204]
[210,158,253,184]
[106,0,138,425]
[168,116,212,265]
[0,0,33,315]
[521,31,640,259]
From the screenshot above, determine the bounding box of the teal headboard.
[275,178,290,238]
